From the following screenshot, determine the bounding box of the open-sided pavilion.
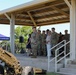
[0,0,76,60]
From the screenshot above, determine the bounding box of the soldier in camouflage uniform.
[31,27,37,58]
[51,28,59,56]
[41,30,46,56]
[37,30,42,56]
[63,30,70,54]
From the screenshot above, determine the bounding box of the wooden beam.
[15,20,32,24]
[15,22,33,26]
[0,19,33,26]
[13,0,65,14]
[27,11,37,27]
[52,6,69,17]
[15,23,33,26]
[0,22,33,26]
[0,20,10,24]
[37,18,69,25]
[37,21,69,26]
[35,13,69,20]
[15,15,30,20]
[0,18,69,26]
[28,0,65,12]
[16,17,30,20]
[16,14,29,17]
[4,13,11,21]
[64,0,72,8]
[32,7,68,16]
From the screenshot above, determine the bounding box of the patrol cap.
[46,29,49,32]
[32,26,36,29]
[65,30,68,32]
[52,27,55,30]
[43,30,45,32]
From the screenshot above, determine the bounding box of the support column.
[10,14,15,54]
[70,0,76,60]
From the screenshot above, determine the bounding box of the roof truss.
[0,0,70,26]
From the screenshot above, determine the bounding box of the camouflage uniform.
[31,32,37,57]
[64,34,70,54]
[37,32,42,56]
[41,33,46,56]
[51,32,59,56]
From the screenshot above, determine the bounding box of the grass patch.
[36,72,60,75]
[47,72,60,75]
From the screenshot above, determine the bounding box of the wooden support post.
[27,11,37,27]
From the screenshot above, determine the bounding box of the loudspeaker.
[19,36,24,43]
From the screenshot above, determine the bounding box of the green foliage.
[36,72,60,75]
[15,27,21,39]
[14,26,32,53]
[0,41,11,52]
[46,72,60,75]
[0,26,32,53]
[15,26,32,43]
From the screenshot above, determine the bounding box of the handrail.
[56,51,64,58]
[57,52,70,63]
[49,57,55,62]
[55,41,70,52]
[55,52,71,72]
[51,40,66,50]
[48,40,66,71]
[55,41,70,72]
[49,51,64,63]
[48,40,70,72]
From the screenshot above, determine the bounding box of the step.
[57,72,76,75]
[60,68,76,74]
[66,64,76,69]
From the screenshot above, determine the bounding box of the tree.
[15,27,21,39]
[15,26,32,42]
[14,26,32,53]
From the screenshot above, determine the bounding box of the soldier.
[64,30,70,42]
[31,27,37,58]
[37,30,42,56]
[41,30,46,56]
[51,27,59,56]
[63,30,70,54]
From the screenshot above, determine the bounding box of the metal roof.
[0,0,70,26]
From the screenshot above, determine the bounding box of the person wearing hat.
[31,26,37,58]
[51,27,59,57]
[63,30,70,54]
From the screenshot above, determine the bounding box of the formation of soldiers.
[30,27,70,58]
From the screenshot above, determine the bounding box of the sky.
[0,0,70,37]
[0,0,33,37]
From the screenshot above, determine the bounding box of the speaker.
[19,36,24,43]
